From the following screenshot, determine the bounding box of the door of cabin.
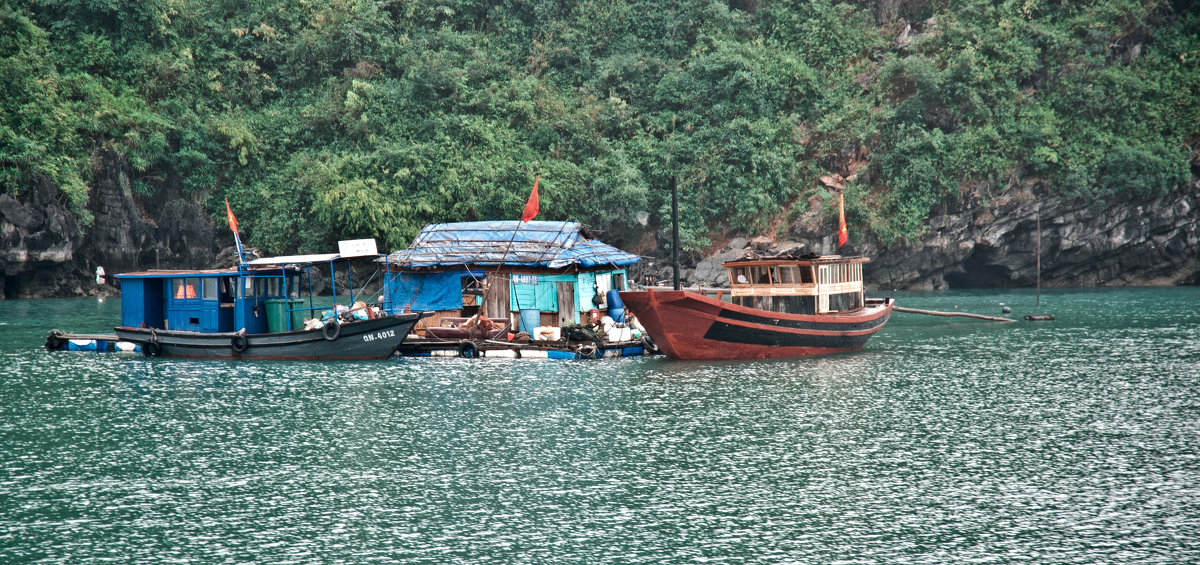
[484,274,511,324]
[556,282,575,325]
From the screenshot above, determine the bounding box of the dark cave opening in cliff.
[944,251,1015,289]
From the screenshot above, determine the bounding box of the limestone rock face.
[861,184,1200,290]
[683,183,1200,291]
[3,160,1198,298]
[1,151,218,298]
[0,178,83,298]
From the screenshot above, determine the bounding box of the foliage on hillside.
[2,0,1197,255]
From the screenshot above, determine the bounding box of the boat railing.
[635,285,733,302]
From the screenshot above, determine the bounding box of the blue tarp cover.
[385,270,484,311]
[386,221,640,269]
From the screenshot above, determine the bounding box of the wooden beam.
[893,305,1016,322]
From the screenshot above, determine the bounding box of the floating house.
[382,221,640,334]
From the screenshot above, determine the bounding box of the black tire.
[641,335,659,353]
[45,331,64,351]
[142,341,161,357]
[322,320,341,341]
[459,342,478,358]
[578,343,597,359]
[230,334,248,353]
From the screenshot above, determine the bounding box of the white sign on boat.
[338,238,378,258]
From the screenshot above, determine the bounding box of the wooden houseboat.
[382,221,651,358]
[619,252,893,360]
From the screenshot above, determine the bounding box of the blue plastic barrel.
[519,309,540,334]
[606,289,626,323]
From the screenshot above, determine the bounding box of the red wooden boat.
[620,254,893,360]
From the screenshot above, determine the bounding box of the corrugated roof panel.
[387,221,639,269]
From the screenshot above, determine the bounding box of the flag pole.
[481,175,540,328]
[671,175,680,291]
[226,197,245,264]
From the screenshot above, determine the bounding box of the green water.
[2,288,1198,563]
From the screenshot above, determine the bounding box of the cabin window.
[613,273,626,291]
[173,278,199,300]
[730,267,750,284]
[827,292,862,312]
[734,295,817,314]
[800,267,814,284]
[594,273,613,307]
[777,266,799,285]
[202,278,217,300]
[780,295,817,315]
[243,278,254,298]
[220,277,236,302]
[750,267,772,284]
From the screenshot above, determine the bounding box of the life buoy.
[322,320,341,341]
[142,341,161,357]
[641,335,659,353]
[459,342,479,358]
[230,334,248,353]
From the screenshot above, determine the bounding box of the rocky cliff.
[667,181,1200,291]
[3,168,1198,298]
[1,151,217,299]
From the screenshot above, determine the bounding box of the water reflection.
[2,289,1199,563]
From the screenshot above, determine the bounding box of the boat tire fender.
[45,330,64,351]
[322,320,341,341]
[641,335,659,353]
[142,341,161,357]
[459,342,479,358]
[230,334,248,353]
[578,343,597,359]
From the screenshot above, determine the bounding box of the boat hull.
[395,337,651,360]
[114,313,427,360]
[620,290,893,360]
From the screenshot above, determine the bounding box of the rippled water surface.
[3,289,1199,563]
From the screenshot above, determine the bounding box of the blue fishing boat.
[109,242,427,360]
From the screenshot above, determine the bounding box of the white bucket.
[606,326,632,342]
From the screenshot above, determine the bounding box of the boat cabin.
[383,221,641,334]
[117,243,387,334]
[725,255,868,314]
[117,266,306,334]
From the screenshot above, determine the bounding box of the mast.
[671,175,680,291]
[1036,206,1041,307]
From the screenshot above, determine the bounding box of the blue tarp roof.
[387,221,640,269]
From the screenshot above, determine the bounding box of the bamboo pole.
[893,306,1016,322]
[1036,205,1042,307]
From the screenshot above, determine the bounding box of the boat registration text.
[363,330,397,342]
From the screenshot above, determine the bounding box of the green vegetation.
[2,1,1197,254]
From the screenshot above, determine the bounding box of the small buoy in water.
[98,298,104,303]
[1002,306,1011,314]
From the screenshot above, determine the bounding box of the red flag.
[521,175,540,222]
[837,192,848,248]
[225,197,239,234]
